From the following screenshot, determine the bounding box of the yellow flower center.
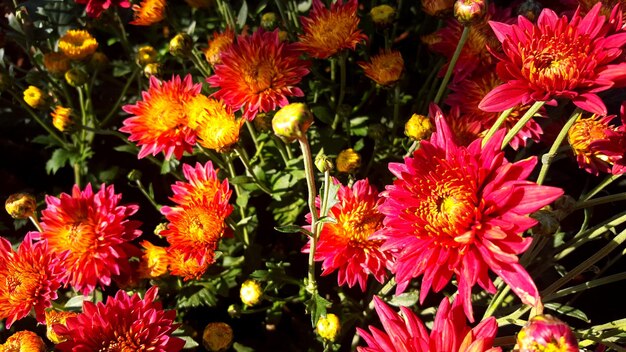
[336,203,384,245]
[243,60,276,94]
[175,205,224,246]
[568,117,610,160]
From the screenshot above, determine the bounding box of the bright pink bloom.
[357,296,501,352]
[378,112,563,321]
[74,0,130,18]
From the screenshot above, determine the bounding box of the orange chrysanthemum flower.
[303,179,394,291]
[51,105,73,132]
[167,247,211,281]
[54,287,185,351]
[207,29,310,120]
[130,0,166,26]
[139,241,170,279]
[43,52,70,75]
[45,309,78,344]
[0,330,46,351]
[296,0,368,59]
[379,112,564,321]
[121,75,202,159]
[358,50,404,86]
[39,184,142,295]
[58,29,98,60]
[0,233,65,329]
[186,94,243,153]
[204,29,235,66]
[480,3,626,115]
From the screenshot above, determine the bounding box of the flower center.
[338,205,384,245]
[100,334,147,351]
[176,205,224,246]
[244,61,275,94]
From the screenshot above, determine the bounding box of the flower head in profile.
[54,287,185,351]
[139,241,170,279]
[358,50,404,86]
[0,330,46,351]
[39,184,142,295]
[74,0,130,17]
[23,85,46,109]
[296,0,368,59]
[130,0,166,26]
[58,29,99,60]
[186,94,243,153]
[51,105,74,132]
[46,309,78,344]
[303,179,394,291]
[357,296,501,352]
[204,29,235,66]
[167,247,211,281]
[121,75,201,159]
[0,233,66,329]
[515,315,579,352]
[379,112,564,320]
[44,52,70,75]
[480,3,626,115]
[207,29,310,120]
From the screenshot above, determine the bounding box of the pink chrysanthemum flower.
[39,184,142,295]
[303,179,394,291]
[121,75,202,160]
[480,3,626,115]
[207,29,310,121]
[74,0,130,18]
[357,296,501,352]
[0,233,66,328]
[378,112,564,320]
[54,286,185,351]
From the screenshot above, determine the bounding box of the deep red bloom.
[357,296,501,352]
[54,287,184,351]
[207,29,310,120]
[39,184,142,295]
[378,112,564,320]
[480,3,626,115]
[303,179,394,291]
[0,233,66,328]
[74,0,130,18]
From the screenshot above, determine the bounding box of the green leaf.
[237,0,248,29]
[46,148,71,174]
[274,225,313,237]
[64,295,90,309]
[544,303,590,323]
[32,134,62,148]
[230,175,255,185]
[312,105,333,125]
[306,293,332,327]
[113,144,137,154]
[387,291,419,307]
[178,335,199,349]
[177,282,218,309]
[233,342,255,352]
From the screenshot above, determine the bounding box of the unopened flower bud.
[43,52,70,76]
[316,313,340,342]
[23,86,46,109]
[405,114,433,141]
[51,105,74,132]
[203,322,234,352]
[227,304,240,318]
[127,169,143,182]
[89,52,108,71]
[278,30,289,42]
[45,310,77,344]
[272,103,314,143]
[516,315,578,352]
[530,209,560,236]
[143,63,161,78]
[260,12,278,30]
[370,5,396,27]
[368,124,386,140]
[240,279,263,306]
[5,193,37,219]
[169,33,193,58]
[253,112,272,132]
[454,0,487,26]
[65,68,88,87]
[554,195,576,213]
[137,45,158,66]
[336,148,361,174]
[315,153,334,173]
[517,0,542,22]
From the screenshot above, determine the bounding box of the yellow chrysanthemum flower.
[51,105,73,132]
[336,148,361,173]
[23,86,45,109]
[239,280,263,306]
[58,29,98,60]
[186,94,243,153]
[316,314,341,342]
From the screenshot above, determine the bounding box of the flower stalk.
[536,108,582,185]
[433,26,469,104]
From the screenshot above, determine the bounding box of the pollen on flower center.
[244,62,275,93]
[339,207,383,245]
[178,206,223,244]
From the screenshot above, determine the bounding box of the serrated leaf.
[544,303,590,323]
[237,0,248,29]
[177,283,218,309]
[274,225,313,237]
[46,148,71,174]
[306,293,332,327]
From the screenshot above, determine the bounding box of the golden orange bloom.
[405,113,433,141]
[204,29,235,66]
[45,310,78,344]
[138,241,170,278]
[568,114,624,175]
[130,0,166,26]
[336,148,361,173]
[5,193,36,219]
[58,29,98,60]
[296,0,367,59]
[43,52,70,75]
[0,331,46,351]
[51,105,73,132]
[358,50,404,86]
[186,95,243,153]
[23,86,45,109]
[167,247,211,281]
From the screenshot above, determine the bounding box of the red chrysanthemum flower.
[165,161,233,210]
[54,287,185,351]
[39,184,142,295]
[357,296,501,352]
[74,0,130,18]
[121,74,202,159]
[480,3,626,115]
[303,179,394,291]
[378,112,564,320]
[296,0,368,59]
[207,29,310,121]
[0,233,66,328]
[446,70,546,149]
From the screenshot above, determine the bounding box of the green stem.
[331,52,348,131]
[544,272,626,301]
[392,84,401,134]
[318,170,332,234]
[100,69,140,128]
[483,286,512,319]
[555,211,626,261]
[134,180,160,211]
[234,146,272,195]
[352,85,375,115]
[245,120,261,155]
[501,101,545,149]
[8,90,68,149]
[433,26,469,104]
[536,108,582,185]
[571,192,626,211]
[270,135,290,165]
[298,135,320,295]
[226,155,250,247]
[580,174,623,201]
[190,48,212,77]
[114,9,132,55]
[481,108,513,147]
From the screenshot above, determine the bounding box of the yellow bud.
[240,279,263,306]
[454,0,487,26]
[336,148,361,174]
[51,105,73,132]
[370,5,396,26]
[137,45,158,66]
[405,114,433,141]
[143,63,162,78]
[23,85,46,109]
[154,222,168,236]
[203,322,234,352]
[316,313,340,342]
[5,193,37,219]
[88,52,108,71]
[64,68,88,87]
[315,153,334,173]
[261,12,278,30]
[169,33,193,58]
[43,52,70,76]
[272,103,314,143]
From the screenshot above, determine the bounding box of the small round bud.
[5,193,37,219]
[143,63,161,78]
[368,124,386,140]
[227,304,241,318]
[278,30,289,42]
[370,5,396,27]
[316,313,340,342]
[203,322,234,352]
[240,279,263,306]
[405,114,433,141]
[127,169,143,182]
[516,315,578,352]
[530,209,560,236]
[517,0,542,22]
[51,105,74,132]
[23,85,46,109]
[272,103,314,143]
[336,148,361,174]
[88,52,108,71]
[64,68,88,87]
[260,12,278,30]
[454,0,487,26]
[553,195,576,213]
[137,45,158,66]
[315,153,334,173]
[169,33,193,58]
